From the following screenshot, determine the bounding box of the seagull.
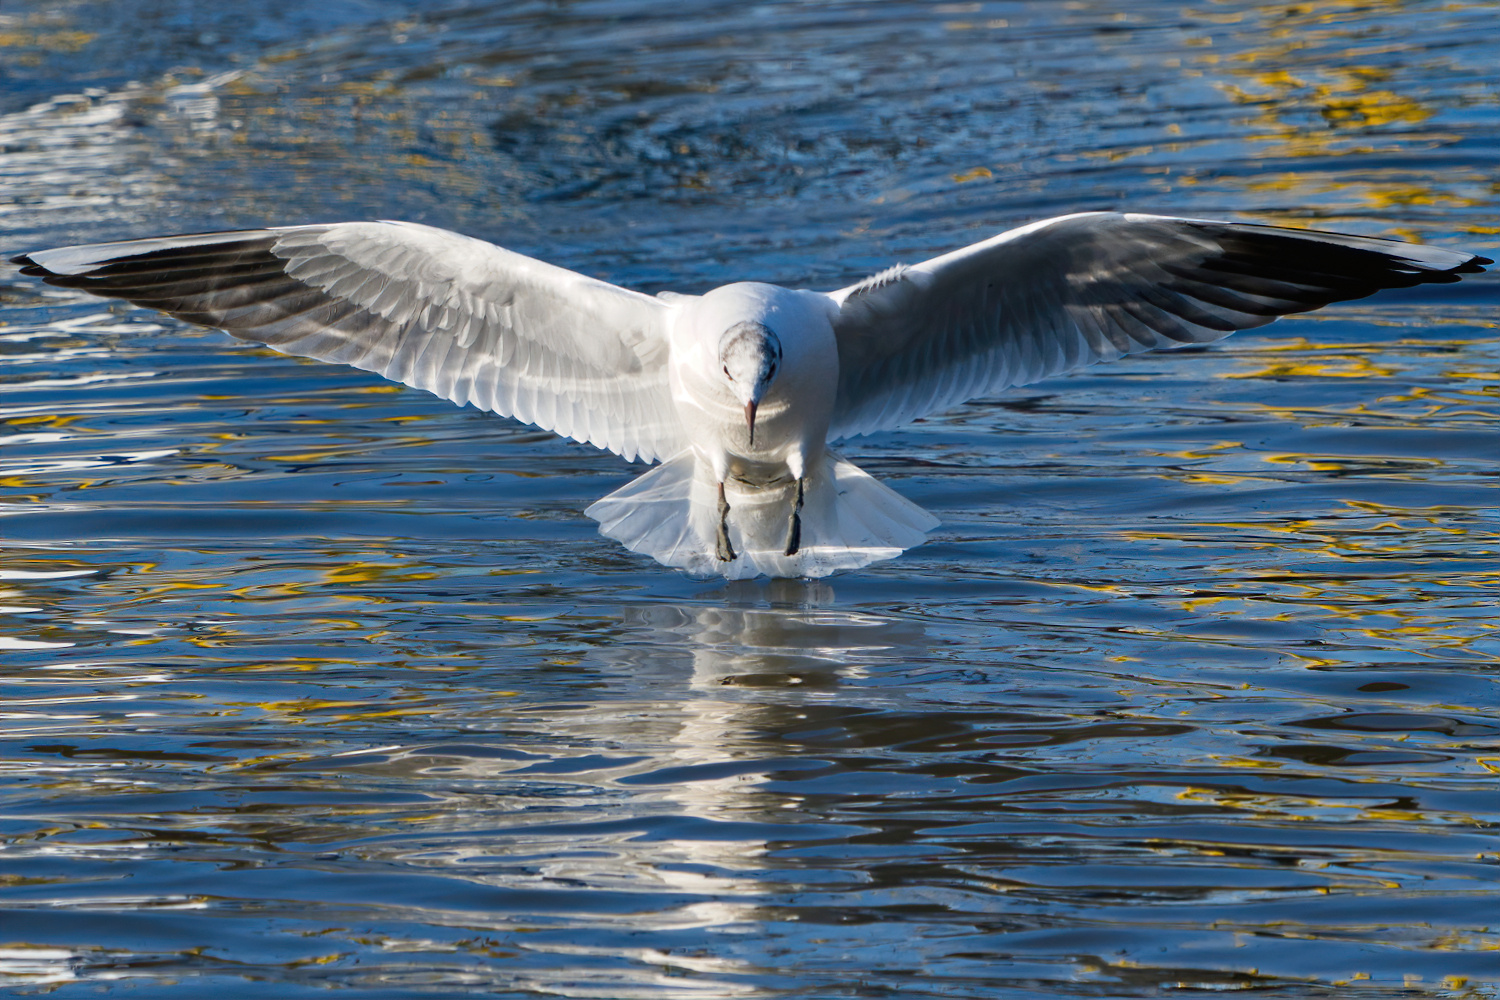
[12,213,1489,578]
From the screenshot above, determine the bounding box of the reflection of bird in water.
[580,594,928,885]
[437,594,931,987]
[602,584,924,690]
[13,214,1488,577]
[586,591,926,871]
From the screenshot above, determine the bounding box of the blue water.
[3,1,1500,996]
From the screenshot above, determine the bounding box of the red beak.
[745,400,758,447]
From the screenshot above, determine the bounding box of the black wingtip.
[12,261,56,279]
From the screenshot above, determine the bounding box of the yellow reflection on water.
[1183,0,1498,219]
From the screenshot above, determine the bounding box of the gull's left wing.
[12,221,684,462]
[825,212,1490,440]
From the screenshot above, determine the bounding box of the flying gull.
[12,213,1489,578]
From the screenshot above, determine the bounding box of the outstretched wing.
[826,212,1490,440]
[12,221,684,462]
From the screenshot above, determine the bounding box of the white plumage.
[12,213,1488,578]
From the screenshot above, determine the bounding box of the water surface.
[3,1,1500,996]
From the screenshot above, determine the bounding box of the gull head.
[718,320,782,446]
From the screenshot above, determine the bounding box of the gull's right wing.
[13,221,684,462]
[825,212,1490,441]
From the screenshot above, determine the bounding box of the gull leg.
[715,481,736,562]
[783,476,805,557]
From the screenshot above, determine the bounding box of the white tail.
[586,450,938,579]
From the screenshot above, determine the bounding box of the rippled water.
[3,1,1500,996]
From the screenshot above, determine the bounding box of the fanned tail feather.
[586,451,937,579]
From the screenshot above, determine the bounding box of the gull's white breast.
[667,281,840,482]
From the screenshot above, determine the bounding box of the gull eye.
[723,364,733,380]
